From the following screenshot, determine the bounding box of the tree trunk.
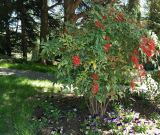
[5,17,11,56]
[63,0,112,24]
[64,0,82,24]
[40,0,48,42]
[39,0,49,64]
[21,19,27,60]
[21,2,27,60]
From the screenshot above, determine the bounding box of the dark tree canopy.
[0,0,159,61]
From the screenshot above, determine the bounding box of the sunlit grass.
[17,78,54,92]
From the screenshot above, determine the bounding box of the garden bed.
[31,94,160,135]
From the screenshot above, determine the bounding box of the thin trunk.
[21,17,27,60]
[21,2,27,60]
[5,18,11,56]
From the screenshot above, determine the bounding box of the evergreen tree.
[148,0,160,38]
[128,0,141,20]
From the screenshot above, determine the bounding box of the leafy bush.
[42,3,160,115]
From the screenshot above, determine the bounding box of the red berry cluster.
[130,48,147,90]
[95,19,105,30]
[130,36,156,91]
[130,52,139,69]
[140,37,155,58]
[115,13,125,22]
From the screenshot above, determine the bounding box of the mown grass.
[0,61,56,74]
[0,75,54,135]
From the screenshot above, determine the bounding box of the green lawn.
[0,75,54,135]
[0,61,56,73]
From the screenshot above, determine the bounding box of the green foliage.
[66,110,76,120]
[149,112,160,121]
[134,124,148,133]
[45,105,61,121]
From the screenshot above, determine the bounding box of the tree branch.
[74,0,83,8]
[81,1,90,9]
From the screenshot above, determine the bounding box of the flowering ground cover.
[81,105,160,135]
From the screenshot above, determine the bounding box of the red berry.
[104,36,110,40]
[115,13,125,22]
[133,49,139,55]
[105,43,111,53]
[91,83,99,95]
[102,15,107,20]
[72,55,81,66]
[130,54,139,68]
[130,81,135,91]
[95,19,105,30]
[91,73,99,80]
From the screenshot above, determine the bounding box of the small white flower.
[73,108,77,112]
[51,131,56,135]
[51,110,54,112]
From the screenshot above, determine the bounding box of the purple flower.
[112,117,119,123]
[117,122,122,126]
[136,120,141,124]
[91,121,97,127]
[129,129,135,134]
[134,118,139,121]
[107,119,112,123]
[103,118,108,123]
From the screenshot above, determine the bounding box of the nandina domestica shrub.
[42,3,160,116]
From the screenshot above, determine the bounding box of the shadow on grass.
[0,61,56,74]
[0,75,49,135]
